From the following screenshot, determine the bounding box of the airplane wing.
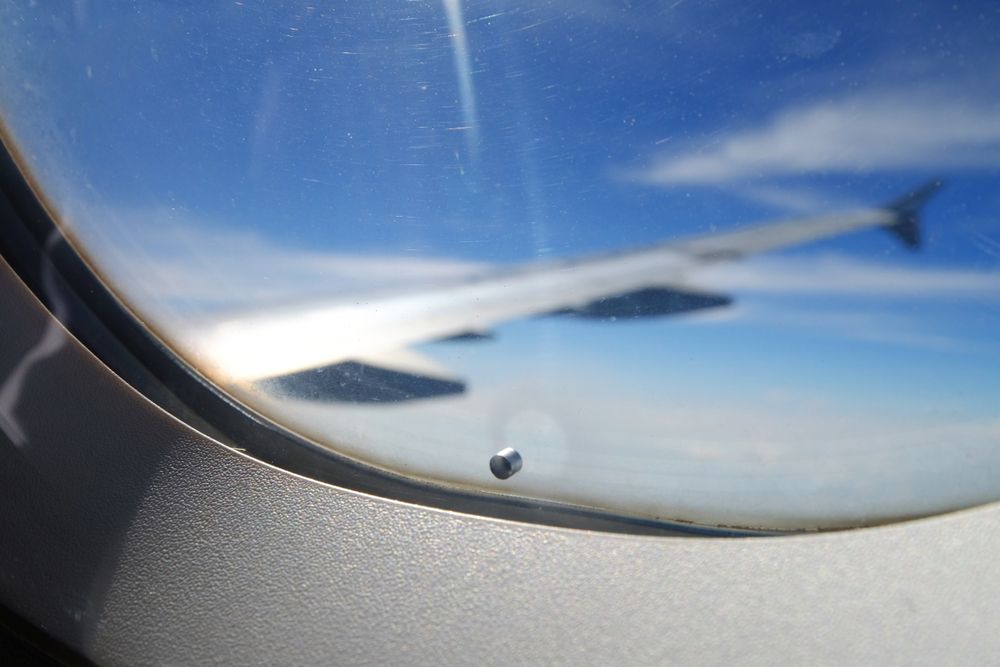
[175,181,942,400]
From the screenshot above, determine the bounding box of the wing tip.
[884,178,945,250]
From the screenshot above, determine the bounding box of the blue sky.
[2,1,1000,528]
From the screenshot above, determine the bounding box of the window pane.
[2,1,999,530]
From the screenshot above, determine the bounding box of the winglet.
[883,179,944,249]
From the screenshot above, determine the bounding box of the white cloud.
[89,208,1000,312]
[685,253,1000,350]
[241,377,1000,531]
[70,208,488,313]
[77,207,999,357]
[721,304,970,351]
[693,253,1000,299]
[732,183,861,214]
[632,90,1000,184]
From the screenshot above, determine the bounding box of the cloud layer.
[80,212,999,352]
[244,376,1000,530]
[694,253,1000,298]
[633,89,1000,184]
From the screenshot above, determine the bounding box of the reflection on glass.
[2,1,999,530]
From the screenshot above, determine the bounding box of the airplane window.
[1,1,999,531]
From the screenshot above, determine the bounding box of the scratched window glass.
[2,2,999,530]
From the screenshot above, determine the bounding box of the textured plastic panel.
[1,255,998,665]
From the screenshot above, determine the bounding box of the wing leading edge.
[176,181,942,399]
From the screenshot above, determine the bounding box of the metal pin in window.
[490,447,523,480]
